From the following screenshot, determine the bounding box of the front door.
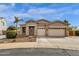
[22,27,26,33]
[29,26,35,35]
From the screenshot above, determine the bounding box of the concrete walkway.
[0,36,79,50]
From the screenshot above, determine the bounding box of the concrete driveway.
[36,36,79,50]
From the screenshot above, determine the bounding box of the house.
[20,19,69,37]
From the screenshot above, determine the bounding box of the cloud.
[26,5,76,17]
[14,13,31,18]
[0,4,13,12]
[72,9,79,15]
[0,4,74,22]
[11,3,15,7]
[25,7,70,20]
[0,5,10,11]
[27,8,57,14]
[0,4,73,20]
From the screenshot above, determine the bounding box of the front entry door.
[29,26,35,35]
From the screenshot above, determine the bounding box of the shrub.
[6,26,17,39]
[6,30,17,39]
[75,30,79,36]
[7,26,16,30]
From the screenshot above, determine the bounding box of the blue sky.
[0,3,79,27]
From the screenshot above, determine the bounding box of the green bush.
[6,30,17,39]
[7,26,16,30]
[75,30,79,36]
[6,26,17,39]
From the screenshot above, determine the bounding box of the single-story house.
[20,19,69,37]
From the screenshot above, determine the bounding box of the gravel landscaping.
[0,36,36,43]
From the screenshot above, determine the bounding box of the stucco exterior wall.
[20,20,68,37]
[49,22,66,26]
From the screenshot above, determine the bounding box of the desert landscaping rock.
[0,36,36,44]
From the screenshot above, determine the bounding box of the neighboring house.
[20,19,69,37]
[69,28,79,36]
[0,17,7,35]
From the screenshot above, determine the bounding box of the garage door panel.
[48,29,65,36]
[37,28,46,36]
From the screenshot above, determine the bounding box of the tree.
[14,16,20,28]
[14,16,22,35]
[70,26,77,30]
[63,19,70,26]
[6,26,17,39]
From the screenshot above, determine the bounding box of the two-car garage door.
[37,28,65,37]
[48,29,65,37]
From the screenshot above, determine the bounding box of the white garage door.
[48,29,65,36]
[37,28,46,36]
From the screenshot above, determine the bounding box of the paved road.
[0,48,79,56]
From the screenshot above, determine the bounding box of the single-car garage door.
[37,28,46,36]
[48,29,65,37]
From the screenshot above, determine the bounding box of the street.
[0,48,79,56]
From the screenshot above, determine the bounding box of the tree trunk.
[16,23,18,36]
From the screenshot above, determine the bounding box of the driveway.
[37,36,79,43]
[36,36,79,50]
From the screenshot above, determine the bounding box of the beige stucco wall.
[20,20,69,37]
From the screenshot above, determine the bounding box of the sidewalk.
[0,42,36,49]
[0,41,79,50]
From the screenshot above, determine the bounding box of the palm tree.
[14,16,22,35]
[63,19,70,26]
[14,16,20,27]
[64,19,70,26]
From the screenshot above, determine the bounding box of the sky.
[0,3,79,27]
